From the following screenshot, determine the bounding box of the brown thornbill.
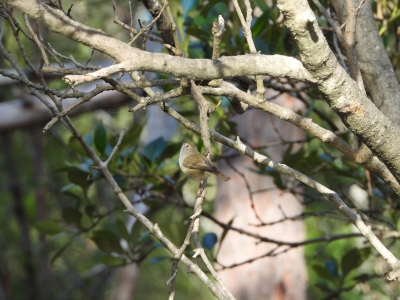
[179,142,230,181]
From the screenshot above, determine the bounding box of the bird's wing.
[183,157,217,171]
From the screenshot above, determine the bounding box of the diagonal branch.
[191,81,212,157]
[140,0,178,54]
[162,104,400,276]
[342,0,365,91]
[232,0,265,99]
[276,0,400,183]
[200,82,400,195]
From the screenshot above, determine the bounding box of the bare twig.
[208,15,226,88]
[343,0,365,91]
[191,81,212,157]
[128,2,167,45]
[23,14,49,67]
[311,0,344,43]
[113,16,182,55]
[62,63,126,86]
[226,159,265,224]
[129,85,186,112]
[106,128,125,165]
[333,30,348,72]
[162,0,181,52]
[191,215,235,300]
[232,0,265,100]
[212,15,225,60]
[43,85,115,132]
[166,182,208,299]
[217,232,363,269]
[84,49,95,66]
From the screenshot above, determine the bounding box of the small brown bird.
[179,142,230,181]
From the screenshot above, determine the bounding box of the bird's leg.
[191,179,207,220]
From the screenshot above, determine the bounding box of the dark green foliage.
[32,221,65,235]
[94,123,107,155]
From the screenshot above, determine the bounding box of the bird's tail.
[215,172,231,181]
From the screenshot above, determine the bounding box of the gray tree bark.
[331,0,400,125]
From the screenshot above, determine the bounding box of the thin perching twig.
[232,0,265,100]
[166,183,207,299]
[89,128,126,179]
[191,80,212,157]
[191,206,235,300]
[128,1,167,45]
[226,159,265,224]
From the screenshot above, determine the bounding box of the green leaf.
[157,161,180,176]
[116,219,130,241]
[312,264,333,281]
[175,109,198,118]
[341,247,371,278]
[157,142,182,163]
[62,207,82,226]
[33,221,65,235]
[270,5,280,21]
[186,27,210,43]
[252,0,269,11]
[315,282,333,292]
[113,174,127,190]
[143,137,167,163]
[99,254,126,266]
[85,204,96,218]
[67,169,90,190]
[51,241,72,265]
[60,184,83,201]
[218,119,237,137]
[253,37,267,54]
[138,231,150,243]
[193,15,210,32]
[260,167,285,190]
[252,11,270,36]
[68,136,86,156]
[351,273,372,282]
[94,123,107,154]
[118,123,145,151]
[91,229,124,254]
[389,9,400,23]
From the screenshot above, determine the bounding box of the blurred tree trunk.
[30,128,52,300]
[215,93,306,299]
[111,265,141,300]
[1,133,39,300]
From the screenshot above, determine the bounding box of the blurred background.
[2,0,400,299]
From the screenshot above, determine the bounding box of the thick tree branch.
[140,0,178,55]
[276,0,400,183]
[331,0,400,126]
[3,1,314,83]
[232,0,265,99]
[5,0,400,181]
[191,81,212,157]
[200,82,400,195]
[342,0,365,91]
